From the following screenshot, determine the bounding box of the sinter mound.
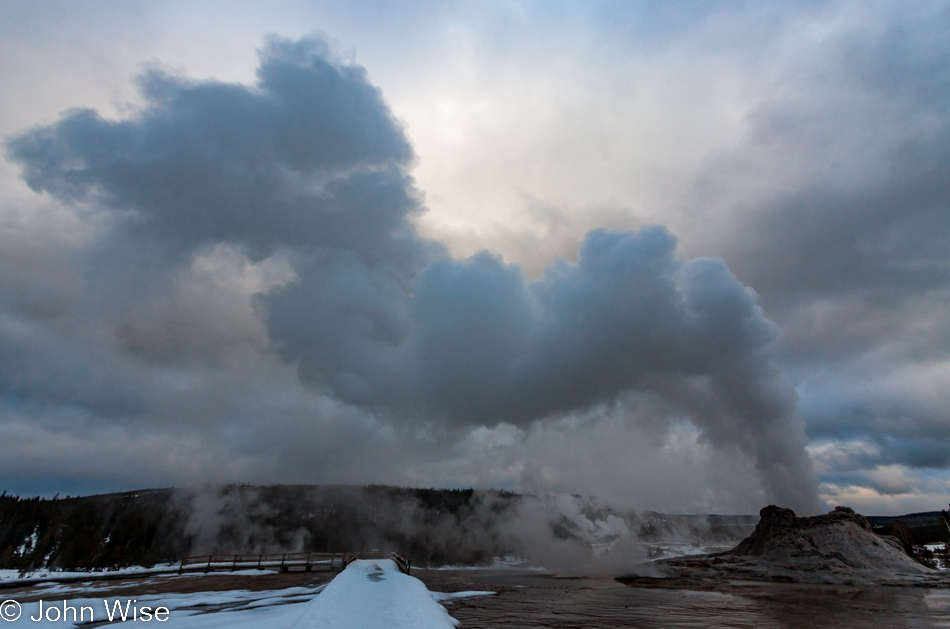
[636,506,946,586]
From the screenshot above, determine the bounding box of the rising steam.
[6,35,818,512]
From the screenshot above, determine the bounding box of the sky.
[0,0,948,516]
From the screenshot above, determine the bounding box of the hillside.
[0,485,520,572]
[9,486,940,574]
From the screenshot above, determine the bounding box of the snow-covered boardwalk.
[292,559,460,629]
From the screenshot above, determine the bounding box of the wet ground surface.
[416,569,950,629]
[5,568,949,627]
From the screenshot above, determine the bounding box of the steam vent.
[625,506,946,587]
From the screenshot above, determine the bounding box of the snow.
[15,527,39,557]
[924,543,949,571]
[430,590,495,604]
[0,563,181,583]
[4,584,324,628]
[292,559,462,629]
[2,560,493,628]
[0,564,281,585]
[433,555,544,570]
[646,542,736,561]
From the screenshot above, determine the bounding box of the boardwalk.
[291,559,458,629]
[177,551,411,575]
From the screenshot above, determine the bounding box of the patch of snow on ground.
[433,555,545,570]
[924,543,949,571]
[293,559,461,629]
[645,542,735,561]
[0,563,181,582]
[4,584,325,628]
[0,565,281,585]
[15,527,39,557]
[3,562,491,628]
[430,590,496,604]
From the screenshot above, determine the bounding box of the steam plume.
[6,35,818,512]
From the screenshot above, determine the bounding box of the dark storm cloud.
[722,128,950,322]
[4,34,819,511]
[686,4,950,483]
[691,3,950,315]
[805,386,950,471]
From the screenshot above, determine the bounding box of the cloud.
[1,32,824,512]
[643,2,950,500]
[8,35,420,262]
[741,135,950,471]
[818,463,950,515]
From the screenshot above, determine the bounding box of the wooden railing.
[178,552,340,574]
[390,552,411,575]
[178,551,411,575]
[341,551,411,575]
